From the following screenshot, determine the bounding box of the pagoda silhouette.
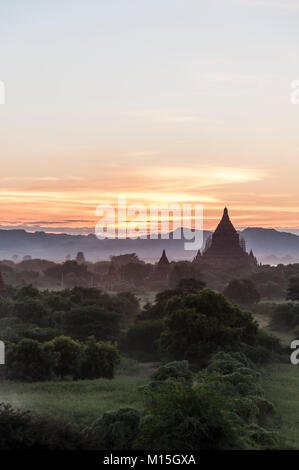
[154,249,171,281]
[194,207,257,273]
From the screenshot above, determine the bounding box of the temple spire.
[157,249,170,266]
[214,207,237,235]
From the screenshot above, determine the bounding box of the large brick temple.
[194,207,258,275]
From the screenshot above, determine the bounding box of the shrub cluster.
[134,357,280,450]
[6,335,120,381]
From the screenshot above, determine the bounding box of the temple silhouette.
[193,207,257,275]
[154,249,171,280]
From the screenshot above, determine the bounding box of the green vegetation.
[6,336,120,381]
[223,279,261,307]
[0,376,147,427]
[262,364,299,449]
[0,358,282,450]
[0,282,292,450]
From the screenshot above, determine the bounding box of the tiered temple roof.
[157,249,170,267]
[200,208,257,272]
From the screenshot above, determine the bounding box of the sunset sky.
[1,0,299,234]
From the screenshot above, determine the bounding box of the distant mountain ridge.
[0,227,299,264]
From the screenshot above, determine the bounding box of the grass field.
[0,376,147,427]
[263,363,299,449]
[1,363,299,449]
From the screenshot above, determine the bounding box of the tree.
[258,281,283,300]
[177,278,206,293]
[49,335,82,378]
[159,289,258,364]
[15,284,39,299]
[7,338,57,381]
[120,263,152,285]
[286,277,299,301]
[223,279,260,306]
[13,299,50,326]
[0,403,87,450]
[86,408,140,450]
[64,305,121,341]
[136,381,236,450]
[110,253,141,267]
[79,336,120,379]
[44,261,92,286]
[168,262,195,288]
[151,360,193,384]
[112,292,140,319]
[120,320,164,361]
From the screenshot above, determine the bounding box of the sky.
[0,0,299,235]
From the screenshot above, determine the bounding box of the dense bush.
[120,320,164,361]
[0,403,87,450]
[223,279,260,306]
[0,286,140,345]
[78,336,120,380]
[6,336,120,381]
[270,302,299,331]
[136,380,238,450]
[13,299,50,326]
[159,289,259,364]
[151,360,193,384]
[49,335,83,378]
[64,305,121,341]
[6,338,57,381]
[86,408,141,450]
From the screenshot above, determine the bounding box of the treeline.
[0,282,283,370]
[0,285,139,344]
[3,254,299,296]
[6,336,119,381]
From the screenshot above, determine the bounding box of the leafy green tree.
[120,320,164,361]
[0,403,87,450]
[78,336,120,379]
[13,299,50,326]
[223,279,260,306]
[49,335,83,378]
[168,261,195,288]
[110,253,141,267]
[159,289,258,364]
[286,277,299,301]
[151,360,192,384]
[177,277,206,292]
[136,380,237,450]
[120,263,152,285]
[270,301,299,331]
[258,281,283,300]
[46,293,73,312]
[112,292,140,319]
[64,305,121,341]
[68,286,104,305]
[44,261,92,286]
[0,297,14,319]
[7,338,57,381]
[86,408,140,450]
[14,284,39,299]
